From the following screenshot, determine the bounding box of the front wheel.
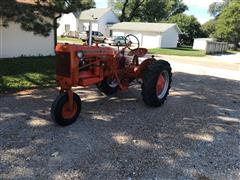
[141,60,172,107]
[51,92,81,126]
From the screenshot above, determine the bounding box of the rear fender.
[136,58,156,78]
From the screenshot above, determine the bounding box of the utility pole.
[88,15,98,46]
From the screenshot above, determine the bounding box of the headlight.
[76,51,84,59]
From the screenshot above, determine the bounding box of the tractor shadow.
[0,72,239,179]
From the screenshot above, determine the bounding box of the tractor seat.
[128,48,148,57]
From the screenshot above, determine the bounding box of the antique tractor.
[51,34,172,126]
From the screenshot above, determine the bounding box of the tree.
[0,0,95,36]
[214,2,240,49]
[111,0,187,22]
[138,0,187,22]
[208,0,237,17]
[202,19,216,38]
[119,0,145,22]
[107,0,116,9]
[167,14,206,45]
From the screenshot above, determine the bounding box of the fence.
[193,38,228,54]
[205,41,228,54]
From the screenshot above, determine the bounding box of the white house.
[0,0,55,58]
[57,8,119,37]
[57,12,79,36]
[110,22,182,48]
[79,8,119,37]
[0,20,55,58]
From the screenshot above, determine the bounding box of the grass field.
[148,47,206,57]
[57,36,83,44]
[227,50,240,54]
[0,57,56,93]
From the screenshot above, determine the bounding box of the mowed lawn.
[0,57,56,93]
[57,36,83,44]
[148,47,206,57]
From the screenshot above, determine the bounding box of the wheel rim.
[61,102,77,119]
[156,70,169,99]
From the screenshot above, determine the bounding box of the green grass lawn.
[148,47,206,57]
[57,36,83,44]
[0,57,56,93]
[227,50,240,54]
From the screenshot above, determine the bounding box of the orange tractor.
[51,34,172,126]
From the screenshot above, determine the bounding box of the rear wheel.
[51,92,81,126]
[97,77,119,95]
[141,60,172,107]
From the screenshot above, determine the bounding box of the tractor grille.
[56,52,71,77]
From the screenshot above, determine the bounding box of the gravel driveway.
[0,59,240,179]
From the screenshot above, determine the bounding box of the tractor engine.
[55,43,117,90]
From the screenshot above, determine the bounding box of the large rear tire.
[51,92,81,126]
[141,60,172,107]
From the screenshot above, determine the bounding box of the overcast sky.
[95,0,223,24]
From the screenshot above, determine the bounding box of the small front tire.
[51,92,81,126]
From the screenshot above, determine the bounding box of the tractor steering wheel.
[125,34,140,50]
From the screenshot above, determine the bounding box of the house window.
[65,24,70,32]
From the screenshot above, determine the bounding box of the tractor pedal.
[120,79,129,91]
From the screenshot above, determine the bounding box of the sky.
[95,0,223,24]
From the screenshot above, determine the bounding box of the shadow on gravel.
[0,72,239,179]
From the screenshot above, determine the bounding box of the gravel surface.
[0,60,240,179]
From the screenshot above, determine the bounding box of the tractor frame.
[51,34,172,126]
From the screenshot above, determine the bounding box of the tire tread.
[141,60,172,107]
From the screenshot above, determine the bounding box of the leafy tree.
[119,0,145,22]
[209,1,227,17]
[202,19,216,38]
[214,1,240,49]
[139,0,187,22]
[208,0,237,17]
[167,14,206,45]
[107,0,116,9]
[110,0,187,22]
[0,0,95,36]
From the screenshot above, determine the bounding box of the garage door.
[142,34,160,48]
[112,31,125,37]
[128,33,142,46]
[124,33,142,49]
